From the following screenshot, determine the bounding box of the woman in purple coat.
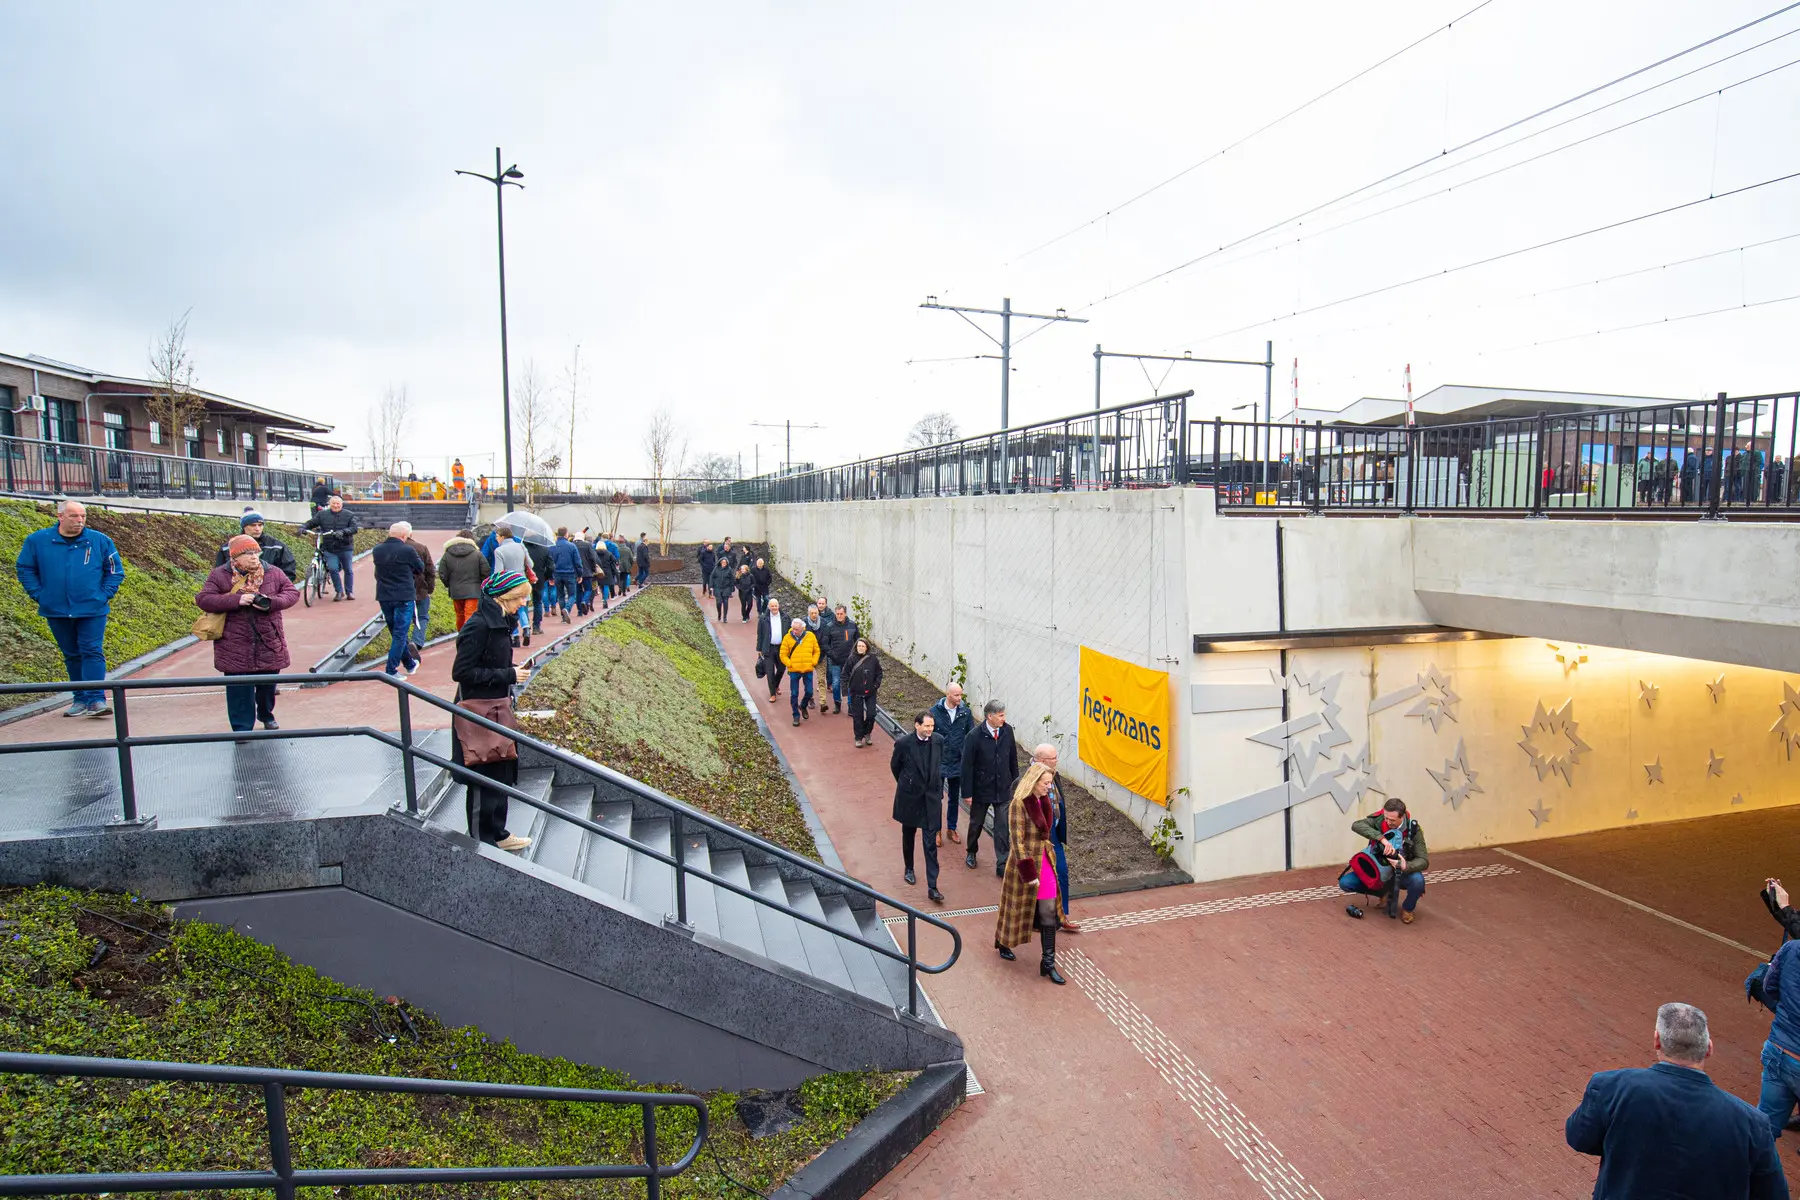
[196,534,300,732]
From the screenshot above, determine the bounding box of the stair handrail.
[0,1050,706,1199]
[0,671,964,1018]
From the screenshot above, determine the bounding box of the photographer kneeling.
[1339,797,1429,924]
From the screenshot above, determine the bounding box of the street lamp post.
[456,148,525,508]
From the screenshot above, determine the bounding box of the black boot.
[1039,923,1065,985]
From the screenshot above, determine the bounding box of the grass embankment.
[0,886,908,1197]
[0,499,380,710]
[520,587,818,860]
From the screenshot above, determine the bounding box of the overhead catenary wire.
[1076,1,1800,310]
[1009,0,1502,263]
[1182,167,1800,345]
[1267,229,1800,346]
[1484,289,1800,353]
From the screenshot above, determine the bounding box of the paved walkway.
[0,533,625,744]
[710,600,1788,1199]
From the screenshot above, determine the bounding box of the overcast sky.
[3,0,1796,478]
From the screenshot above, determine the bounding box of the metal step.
[707,850,766,958]
[746,865,810,976]
[680,834,720,938]
[528,785,593,879]
[819,894,898,1008]
[581,802,636,901]
[625,816,675,919]
[782,881,855,993]
[857,905,914,1012]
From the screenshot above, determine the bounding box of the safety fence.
[0,434,320,504]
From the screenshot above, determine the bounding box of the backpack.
[1338,820,1411,893]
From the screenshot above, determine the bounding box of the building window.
[103,408,131,452]
[0,386,14,440]
[149,420,162,446]
[184,425,202,459]
[44,398,78,445]
[241,431,258,466]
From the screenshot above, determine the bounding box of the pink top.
[1036,850,1059,901]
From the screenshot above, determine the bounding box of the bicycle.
[302,532,330,607]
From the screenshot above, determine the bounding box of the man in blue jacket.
[1567,1001,1786,1199]
[548,528,582,623]
[15,500,126,718]
[1760,935,1800,1145]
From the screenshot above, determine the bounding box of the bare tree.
[515,361,561,504]
[904,411,960,448]
[147,311,208,456]
[562,343,586,491]
[642,407,689,554]
[365,384,413,481]
[691,451,740,481]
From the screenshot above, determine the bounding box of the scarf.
[233,556,266,594]
[1023,792,1053,837]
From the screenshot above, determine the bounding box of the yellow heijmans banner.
[1077,646,1171,804]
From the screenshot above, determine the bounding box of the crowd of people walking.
[735,572,1081,985]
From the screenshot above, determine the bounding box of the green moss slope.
[0,886,907,1197]
[521,588,818,860]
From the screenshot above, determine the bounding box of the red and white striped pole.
[1291,357,1300,424]
[1404,363,1414,427]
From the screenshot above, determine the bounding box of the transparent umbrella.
[497,510,555,547]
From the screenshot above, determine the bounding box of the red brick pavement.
[711,602,1791,1199]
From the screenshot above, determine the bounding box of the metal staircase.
[418,767,915,1013]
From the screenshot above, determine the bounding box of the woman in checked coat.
[993,762,1066,984]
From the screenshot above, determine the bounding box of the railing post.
[109,685,145,827]
[643,1102,661,1200]
[1404,426,1419,513]
[673,812,688,927]
[1709,392,1728,517]
[1310,420,1324,513]
[1531,413,1548,515]
[263,1080,297,1200]
[1174,405,1190,484]
[1211,417,1222,500]
[397,686,419,815]
[906,914,918,1017]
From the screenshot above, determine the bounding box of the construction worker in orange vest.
[451,458,466,498]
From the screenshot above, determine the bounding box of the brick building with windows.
[0,351,344,503]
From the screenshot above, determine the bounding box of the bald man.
[16,500,126,717]
[1034,743,1081,933]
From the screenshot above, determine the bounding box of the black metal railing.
[0,1051,705,1198]
[498,477,742,506]
[1196,391,1800,516]
[0,672,962,1017]
[0,434,321,504]
[707,393,1195,504]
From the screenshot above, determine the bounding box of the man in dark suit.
[960,698,1018,877]
[1567,1002,1786,1199]
[891,712,944,903]
[754,598,785,702]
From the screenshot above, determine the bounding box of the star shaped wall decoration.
[1406,665,1461,733]
[1707,674,1727,704]
[1428,739,1484,811]
[1733,792,1746,805]
[1772,683,1800,759]
[1547,643,1589,677]
[1527,800,1552,827]
[1707,749,1726,778]
[1518,699,1592,787]
[1643,759,1663,784]
[1639,680,1659,710]
[1247,671,1351,787]
[1319,746,1385,814]
[1626,808,1639,820]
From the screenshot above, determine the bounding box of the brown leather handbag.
[454,696,519,764]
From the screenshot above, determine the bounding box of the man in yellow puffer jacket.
[779,617,822,727]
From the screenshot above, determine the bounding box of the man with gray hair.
[960,698,1017,877]
[1568,1002,1784,1198]
[371,521,424,677]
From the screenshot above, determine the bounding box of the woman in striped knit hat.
[451,569,534,850]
